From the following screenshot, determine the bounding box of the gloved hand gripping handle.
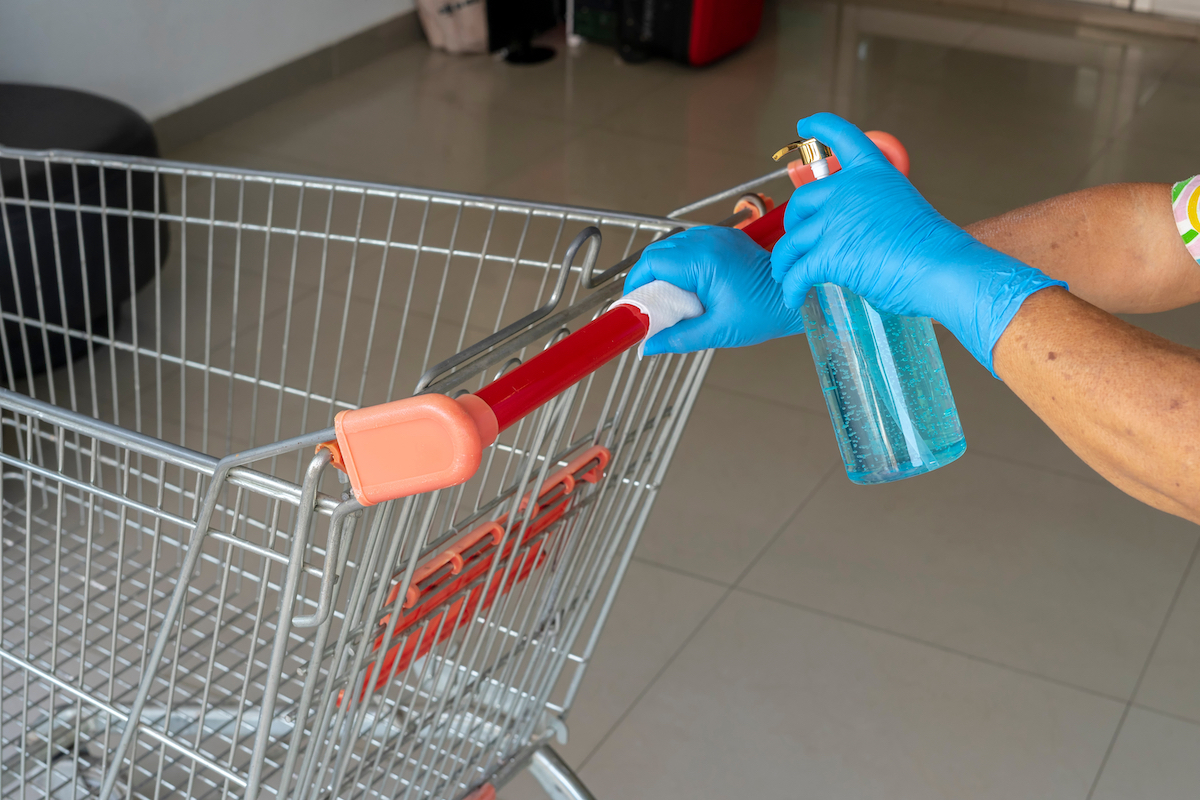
[320,208,789,506]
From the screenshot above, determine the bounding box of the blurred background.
[3,0,1199,797]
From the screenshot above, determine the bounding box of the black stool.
[0,83,168,379]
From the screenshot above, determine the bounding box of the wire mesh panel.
[0,391,345,800]
[0,147,712,800]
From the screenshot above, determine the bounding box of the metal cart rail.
[0,145,790,800]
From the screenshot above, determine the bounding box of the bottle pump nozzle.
[766,132,968,484]
[772,137,833,178]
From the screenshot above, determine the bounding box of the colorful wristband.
[1171,175,1200,263]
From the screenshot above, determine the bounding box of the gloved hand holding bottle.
[771,113,1066,375]
[620,112,1066,484]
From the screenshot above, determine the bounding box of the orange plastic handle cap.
[333,394,497,506]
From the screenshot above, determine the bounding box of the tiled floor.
[168,1,1200,796]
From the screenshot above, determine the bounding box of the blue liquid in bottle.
[802,284,966,484]
[788,139,966,483]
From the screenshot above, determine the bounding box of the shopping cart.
[0,144,794,800]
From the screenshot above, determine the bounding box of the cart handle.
[317,207,785,506]
[320,129,910,506]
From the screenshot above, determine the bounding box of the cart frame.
[0,145,787,800]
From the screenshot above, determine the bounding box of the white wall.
[0,0,415,120]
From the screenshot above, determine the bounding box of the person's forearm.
[966,183,1200,313]
[993,286,1200,522]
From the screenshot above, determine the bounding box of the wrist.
[991,285,1074,381]
[937,245,1068,376]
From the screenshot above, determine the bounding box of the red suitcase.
[617,0,764,66]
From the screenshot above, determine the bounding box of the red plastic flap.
[357,446,613,699]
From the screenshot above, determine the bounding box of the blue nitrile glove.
[770,113,1066,375]
[623,225,806,356]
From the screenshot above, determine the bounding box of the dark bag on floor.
[617,0,763,66]
[0,84,167,380]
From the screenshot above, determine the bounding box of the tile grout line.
[728,467,841,592]
[629,555,733,589]
[1068,38,1191,193]
[576,464,839,771]
[702,389,1110,489]
[733,585,1130,706]
[1084,533,1200,800]
[967,446,1109,487]
[1159,39,1193,85]
[956,20,988,50]
[1130,701,1200,729]
[702,382,828,417]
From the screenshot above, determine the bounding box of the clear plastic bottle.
[795,139,966,484]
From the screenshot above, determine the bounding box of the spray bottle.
[784,137,966,484]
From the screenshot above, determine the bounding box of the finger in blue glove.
[623,225,806,356]
[768,112,1066,375]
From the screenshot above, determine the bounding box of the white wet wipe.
[610,280,705,357]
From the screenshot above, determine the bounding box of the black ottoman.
[0,83,168,380]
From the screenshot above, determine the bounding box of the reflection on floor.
[170,1,1200,797]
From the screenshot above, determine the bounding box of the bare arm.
[967,183,1200,521]
[965,183,1200,313]
[994,287,1200,522]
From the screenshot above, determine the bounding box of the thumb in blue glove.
[623,225,806,356]
[769,113,1066,375]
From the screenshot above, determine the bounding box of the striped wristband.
[1171,175,1200,263]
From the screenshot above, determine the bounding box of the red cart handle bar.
[319,205,787,506]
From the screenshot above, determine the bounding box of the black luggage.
[616,0,764,66]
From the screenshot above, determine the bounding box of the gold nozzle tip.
[771,141,803,161]
[772,138,832,164]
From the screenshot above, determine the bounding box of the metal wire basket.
[0,142,795,800]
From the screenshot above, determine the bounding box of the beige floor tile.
[485,127,773,219]
[1163,43,1200,83]
[546,559,725,765]
[580,590,1121,800]
[409,33,680,129]
[594,70,828,160]
[857,4,986,49]
[963,21,1100,66]
[1091,708,1200,800]
[935,327,1100,481]
[743,452,1198,699]
[496,770,544,800]
[169,46,457,160]
[633,384,840,584]
[1120,306,1200,349]
[832,24,1171,209]
[174,50,578,195]
[168,138,321,177]
[1079,135,1199,187]
[265,97,574,195]
[1135,558,1200,723]
[864,107,1101,214]
[850,41,1110,139]
[703,335,826,416]
[1109,77,1200,152]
